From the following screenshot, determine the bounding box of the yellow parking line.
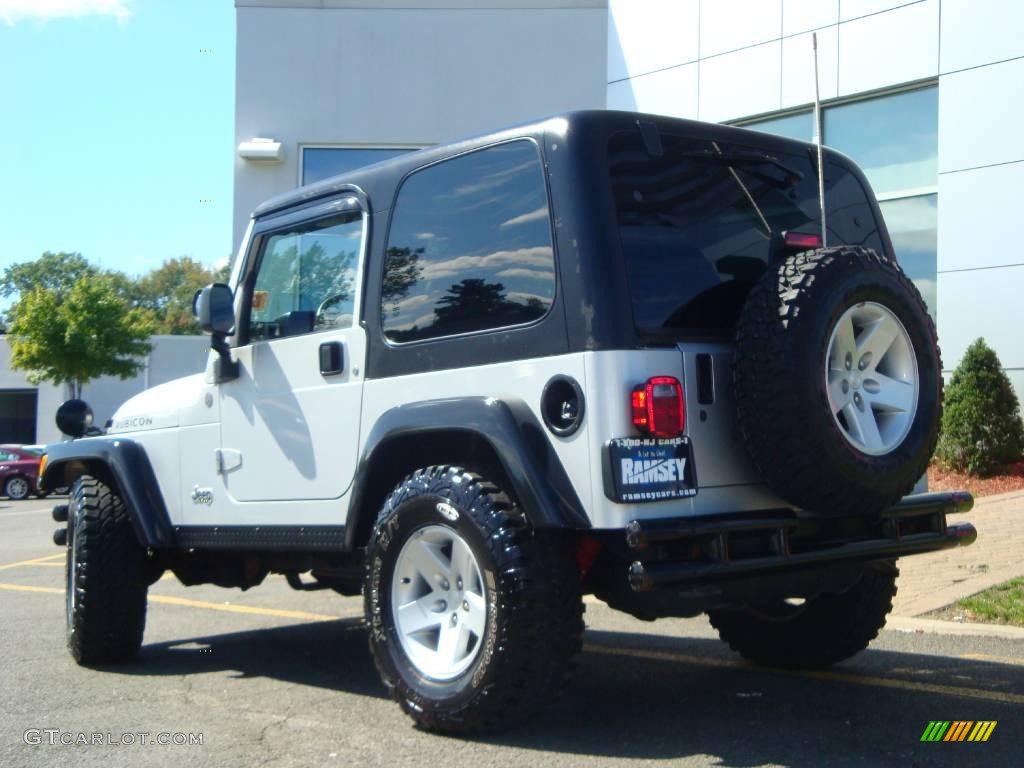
[0,582,355,622]
[3,580,1016,705]
[961,652,1024,667]
[0,583,63,594]
[25,562,64,568]
[147,594,350,622]
[0,553,65,571]
[585,644,1024,706]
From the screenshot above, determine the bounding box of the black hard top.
[250,110,855,221]
[244,110,886,378]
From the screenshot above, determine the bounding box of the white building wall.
[608,0,1024,400]
[233,0,608,250]
[936,0,1024,400]
[0,336,209,445]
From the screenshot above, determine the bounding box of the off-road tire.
[733,246,941,516]
[365,465,584,734]
[5,475,31,500]
[66,476,149,664]
[707,559,898,668]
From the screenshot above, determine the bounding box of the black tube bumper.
[627,491,976,592]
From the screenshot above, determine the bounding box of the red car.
[0,445,45,500]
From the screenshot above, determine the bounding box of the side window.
[381,140,555,343]
[248,212,362,342]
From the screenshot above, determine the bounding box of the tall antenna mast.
[812,32,827,247]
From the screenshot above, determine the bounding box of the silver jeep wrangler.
[44,111,975,733]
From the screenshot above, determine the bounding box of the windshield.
[608,130,883,334]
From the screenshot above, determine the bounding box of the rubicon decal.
[920,721,996,742]
[112,416,154,430]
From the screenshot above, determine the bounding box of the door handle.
[319,341,345,376]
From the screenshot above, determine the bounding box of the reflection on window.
[302,147,416,185]
[382,140,555,343]
[879,194,937,318]
[824,87,937,196]
[250,213,362,341]
[609,131,881,332]
[744,111,814,142]
[738,87,939,321]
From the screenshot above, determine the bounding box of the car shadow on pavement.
[117,620,1021,766]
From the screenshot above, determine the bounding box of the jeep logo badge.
[191,486,214,505]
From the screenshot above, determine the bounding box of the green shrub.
[936,338,1024,476]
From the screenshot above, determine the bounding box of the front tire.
[707,560,898,668]
[365,466,583,733]
[66,476,150,664]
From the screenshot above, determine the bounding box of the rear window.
[608,130,882,334]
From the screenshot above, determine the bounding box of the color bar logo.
[921,721,997,742]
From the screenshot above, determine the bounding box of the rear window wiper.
[680,148,806,184]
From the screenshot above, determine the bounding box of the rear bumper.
[626,491,976,592]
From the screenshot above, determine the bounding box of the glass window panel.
[607,130,882,333]
[302,147,415,185]
[879,194,937,319]
[382,140,555,343]
[824,87,938,195]
[249,214,362,341]
[742,111,815,142]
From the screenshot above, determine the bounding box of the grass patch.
[954,578,1024,627]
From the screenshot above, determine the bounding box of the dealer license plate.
[606,436,697,503]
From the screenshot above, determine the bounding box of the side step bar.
[627,490,976,592]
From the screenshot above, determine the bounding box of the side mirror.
[193,283,240,383]
[194,283,235,335]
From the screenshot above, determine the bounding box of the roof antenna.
[812,32,828,247]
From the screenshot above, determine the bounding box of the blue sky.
[0,0,235,280]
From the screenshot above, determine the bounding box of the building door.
[0,390,37,444]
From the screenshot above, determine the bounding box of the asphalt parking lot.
[1,498,1021,768]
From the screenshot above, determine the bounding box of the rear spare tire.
[733,246,940,516]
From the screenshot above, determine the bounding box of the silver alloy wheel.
[391,524,488,681]
[826,301,919,456]
[6,476,29,500]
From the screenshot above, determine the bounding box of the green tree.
[1,251,97,309]
[936,338,1024,475]
[8,275,154,399]
[135,256,225,335]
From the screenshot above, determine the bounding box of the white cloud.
[449,159,537,198]
[385,293,433,315]
[415,232,436,240]
[507,291,551,306]
[0,0,132,25]
[419,246,553,281]
[500,206,547,228]
[496,267,553,281]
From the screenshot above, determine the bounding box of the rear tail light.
[631,376,685,437]
[783,231,823,250]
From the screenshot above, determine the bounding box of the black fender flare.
[345,397,589,549]
[42,438,175,548]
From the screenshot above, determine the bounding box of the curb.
[886,615,1024,639]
